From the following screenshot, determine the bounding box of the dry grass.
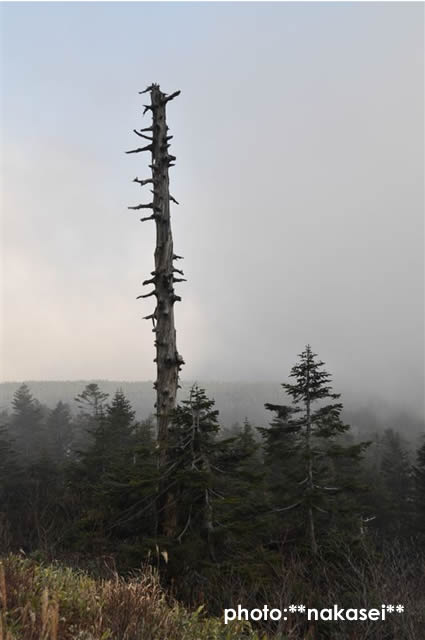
[186,541,425,640]
[1,544,423,640]
[0,554,267,640]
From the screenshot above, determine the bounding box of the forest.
[1,352,425,639]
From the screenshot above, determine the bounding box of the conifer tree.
[67,390,155,553]
[111,416,157,545]
[379,428,413,535]
[75,383,109,421]
[164,388,265,576]
[0,423,21,523]
[46,401,73,463]
[262,345,368,554]
[258,404,302,546]
[167,385,220,560]
[70,390,133,491]
[213,418,266,562]
[9,384,45,464]
[413,439,425,536]
[72,383,109,454]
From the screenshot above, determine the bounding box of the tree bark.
[129,84,184,537]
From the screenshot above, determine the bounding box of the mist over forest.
[0,379,424,441]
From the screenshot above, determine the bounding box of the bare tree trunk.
[127,84,184,537]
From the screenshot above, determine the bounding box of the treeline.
[2,379,423,440]
[1,347,425,629]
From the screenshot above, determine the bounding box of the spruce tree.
[46,401,73,463]
[258,404,302,547]
[167,385,220,561]
[163,387,265,580]
[9,384,45,464]
[67,389,152,554]
[72,383,109,454]
[0,423,21,527]
[379,428,413,535]
[213,418,266,565]
[74,383,109,421]
[262,345,368,554]
[412,438,425,536]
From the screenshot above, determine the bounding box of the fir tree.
[258,404,302,547]
[0,423,21,517]
[213,418,266,563]
[412,438,425,536]
[67,390,152,554]
[9,384,45,464]
[379,428,413,535]
[46,401,73,463]
[166,388,265,577]
[262,345,368,554]
[168,385,220,560]
[72,383,109,454]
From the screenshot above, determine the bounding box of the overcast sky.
[0,2,423,414]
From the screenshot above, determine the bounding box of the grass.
[1,543,424,639]
[0,554,270,640]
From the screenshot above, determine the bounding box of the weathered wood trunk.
[127,83,184,537]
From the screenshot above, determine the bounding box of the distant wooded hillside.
[0,380,423,438]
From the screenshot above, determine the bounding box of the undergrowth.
[0,554,269,640]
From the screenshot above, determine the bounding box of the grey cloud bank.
[1,2,423,416]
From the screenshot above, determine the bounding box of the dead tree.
[127,83,184,537]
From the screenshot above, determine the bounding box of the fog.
[1,2,423,417]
